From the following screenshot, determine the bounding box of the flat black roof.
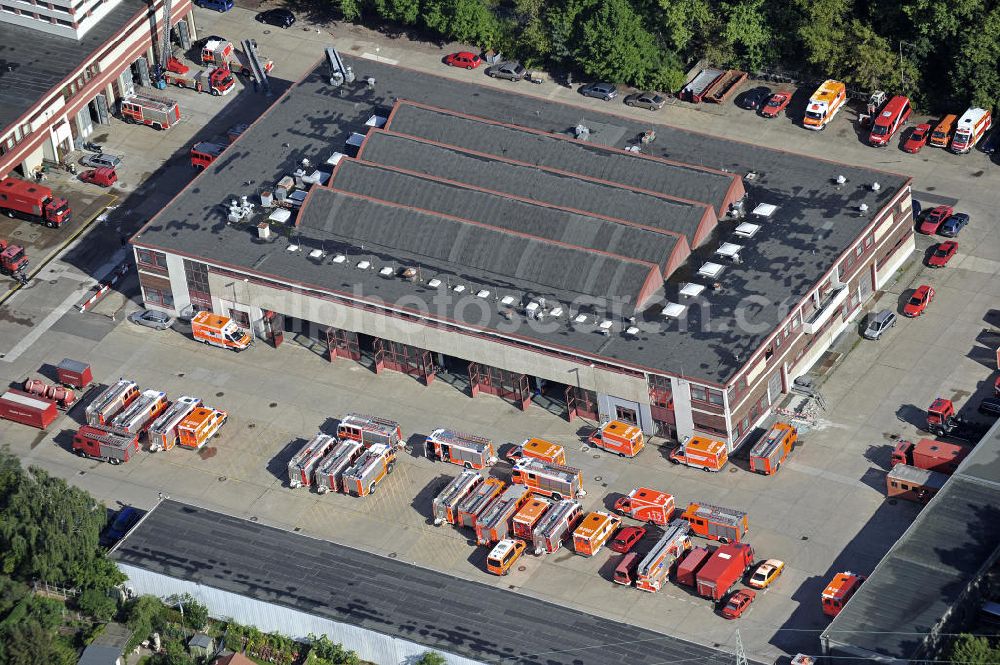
[823,420,1000,660]
[0,0,145,131]
[297,189,660,309]
[111,500,749,665]
[329,159,684,275]
[133,55,909,383]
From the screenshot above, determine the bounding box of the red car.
[444,51,482,69]
[760,92,791,118]
[927,241,957,268]
[721,589,756,619]
[903,123,931,153]
[609,526,646,553]
[79,167,118,187]
[918,205,953,234]
[903,285,935,317]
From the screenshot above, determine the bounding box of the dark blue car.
[101,506,143,546]
[940,212,969,237]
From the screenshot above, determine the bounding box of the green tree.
[655,0,711,53]
[2,618,77,665]
[423,0,504,50]
[952,5,1000,109]
[154,639,196,665]
[415,652,447,665]
[544,0,591,65]
[167,593,208,631]
[839,19,906,91]
[509,0,552,64]
[336,0,364,21]
[373,0,420,24]
[719,0,773,71]
[576,0,663,86]
[795,0,849,69]
[902,0,984,41]
[949,634,1000,663]
[309,633,360,665]
[77,588,118,622]
[123,595,166,650]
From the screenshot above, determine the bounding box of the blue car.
[940,212,969,237]
[101,506,143,546]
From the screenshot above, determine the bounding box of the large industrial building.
[0,0,197,179]
[132,54,916,447]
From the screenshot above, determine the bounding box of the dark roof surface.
[111,500,749,665]
[328,159,684,274]
[297,189,659,307]
[387,101,734,228]
[823,420,1000,659]
[132,56,909,383]
[0,0,145,131]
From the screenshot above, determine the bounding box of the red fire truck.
[163,67,235,96]
[119,94,181,130]
[0,177,72,228]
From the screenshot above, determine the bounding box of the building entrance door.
[616,406,638,425]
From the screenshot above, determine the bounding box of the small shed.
[188,633,215,657]
[78,622,133,665]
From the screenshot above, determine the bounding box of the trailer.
[506,437,566,464]
[176,406,227,449]
[891,438,968,475]
[679,502,748,543]
[455,477,506,528]
[886,463,947,504]
[572,511,621,557]
[342,443,397,497]
[337,413,404,449]
[532,499,583,554]
[110,389,168,436]
[749,422,797,475]
[475,485,532,545]
[636,520,692,593]
[56,358,93,389]
[588,420,644,457]
[681,68,725,103]
[695,542,754,601]
[287,433,339,488]
[148,396,201,451]
[704,70,747,104]
[119,94,181,130]
[614,487,675,525]
[433,470,483,526]
[22,378,76,409]
[425,428,496,469]
[510,458,585,500]
[85,379,140,426]
[512,496,552,539]
[676,546,712,587]
[72,424,139,464]
[0,389,58,429]
[314,439,365,494]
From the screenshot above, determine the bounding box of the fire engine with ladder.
[425,428,497,469]
[314,440,365,494]
[635,520,692,592]
[456,477,505,529]
[531,499,582,554]
[287,433,339,488]
[679,502,749,543]
[474,485,531,546]
[109,389,168,437]
[148,396,200,451]
[337,413,404,449]
[342,443,396,497]
[433,470,483,526]
[510,458,586,500]
[85,379,140,426]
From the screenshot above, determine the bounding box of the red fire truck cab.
[120,94,181,130]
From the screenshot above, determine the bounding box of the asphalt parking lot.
[1,5,999,663]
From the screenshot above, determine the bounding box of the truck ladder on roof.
[240,39,269,93]
[159,0,173,69]
[693,503,746,525]
[637,521,690,577]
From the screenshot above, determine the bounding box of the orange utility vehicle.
[512,496,552,539]
[456,477,506,529]
[588,420,645,457]
[342,443,396,497]
[572,511,621,556]
[614,487,675,525]
[425,428,496,469]
[486,538,527,575]
[822,572,865,617]
[337,413,403,449]
[679,502,748,543]
[669,435,728,471]
[85,379,140,426]
[749,422,797,475]
[177,406,227,449]
[433,470,483,525]
[109,389,169,436]
[510,458,585,500]
[507,437,566,464]
[532,499,582,554]
[148,396,202,451]
[635,520,691,593]
[475,485,531,545]
[191,311,252,351]
[891,438,969,475]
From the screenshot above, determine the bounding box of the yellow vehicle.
[803,80,846,130]
[929,114,957,148]
[486,538,527,575]
[749,559,785,589]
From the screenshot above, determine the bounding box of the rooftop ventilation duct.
[836,175,847,185]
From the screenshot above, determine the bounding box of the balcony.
[802,286,848,335]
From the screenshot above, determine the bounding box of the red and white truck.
[85,379,140,426]
[425,428,496,469]
[72,424,140,464]
[342,443,397,497]
[695,542,755,601]
[314,439,365,494]
[635,520,691,592]
[679,502,748,543]
[474,485,531,545]
[950,107,991,153]
[433,470,483,526]
[531,499,583,554]
[890,438,968,475]
[164,67,235,96]
[512,496,552,539]
[337,413,404,449]
[287,433,339,488]
[190,142,226,170]
[0,177,72,228]
[510,458,585,500]
[120,94,181,130]
[676,546,712,588]
[109,389,168,436]
[822,572,865,617]
[148,396,201,451]
[456,477,505,529]
[614,487,675,525]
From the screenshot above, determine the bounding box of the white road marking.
[360,53,399,65]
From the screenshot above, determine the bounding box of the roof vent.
[476,289,490,299]
[716,243,743,261]
[751,203,776,218]
[287,244,299,252]
[500,295,516,306]
[859,203,869,215]
[598,320,613,334]
[379,266,394,277]
[453,284,466,293]
[525,301,540,317]
[309,249,324,260]
[744,171,758,181]
[398,267,417,281]
[356,260,371,270]
[301,158,311,168]
[871,181,881,191]
[680,283,705,298]
[698,262,725,279]
[575,124,590,141]
[427,278,442,288]
[734,222,761,238]
[332,254,346,264]
[662,302,687,318]
[625,326,640,337]
[550,307,563,317]
[835,175,847,185]
[574,314,588,324]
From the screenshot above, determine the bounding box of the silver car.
[863,310,896,340]
[485,61,526,81]
[129,309,173,330]
[624,91,666,110]
[80,153,122,170]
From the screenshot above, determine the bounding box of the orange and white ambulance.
[669,435,728,471]
[588,420,644,457]
[512,496,552,539]
[510,458,585,500]
[192,311,252,351]
[572,511,621,557]
[614,487,675,525]
[176,406,228,449]
[506,437,566,465]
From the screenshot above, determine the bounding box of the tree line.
[332,0,1000,111]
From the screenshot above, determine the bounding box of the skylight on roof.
[427,278,442,288]
[379,266,394,276]
[680,283,705,298]
[599,320,614,330]
[734,222,761,238]
[333,254,346,263]
[309,249,324,259]
[356,260,371,270]
[287,244,299,252]
[662,302,687,318]
[453,284,466,293]
[698,262,724,278]
[625,326,640,336]
[716,242,743,258]
[500,295,515,306]
[550,307,563,317]
[752,203,777,218]
[476,289,490,298]
[574,314,588,324]
[525,301,540,312]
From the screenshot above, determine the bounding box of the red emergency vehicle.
[120,94,181,130]
[613,487,675,525]
[190,142,226,170]
[868,95,911,147]
[0,177,72,228]
[822,572,865,617]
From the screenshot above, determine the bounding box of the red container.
[57,358,93,389]
[0,389,58,429]
[675,546,711,587]
[695,543,754,601]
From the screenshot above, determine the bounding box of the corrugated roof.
[329,159,685,275]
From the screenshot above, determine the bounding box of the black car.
[485,61,526,81]
[980,128,1000,155]
[579,82,618,101]
[736,86,772,111]
[624,91,666,110]
[255,8,295,27]
[979,397,1000,418]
